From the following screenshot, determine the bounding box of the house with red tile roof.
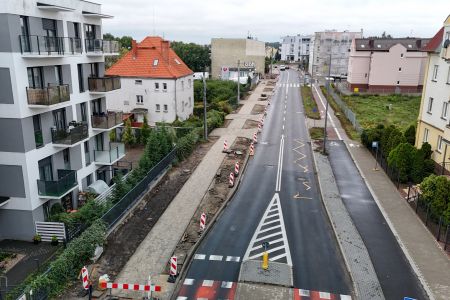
[106,36,194,125]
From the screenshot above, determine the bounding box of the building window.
[423,128,429,143]
[189,97,192,106]
[442,102,449,119]
[181,81,184,90]
[400,53,404,58]
[174,58,181,65]
[163,104,168,112]
[63,148,70,169]
[77,64,84,92]
[155,82,159,90]
[33,115,43,148]
[182,101,184,112]
[188,79,192,88]
[153,59,159,66]
[135,80,142,85]
[427,97,434,113]
[447,66,450,84]
[398,67,402,72]
[84,141,90,166]
[156,104,160,112]
[86,174,92,186]
[136,95,143,104]
[397,81,400,85]
[80,102,87,122]
[163,83,167,91]
[437,135,443,152]
[432,65,439,81]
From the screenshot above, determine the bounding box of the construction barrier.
[250,142,255,156]
[167,256,178,283]
[258,122,262,133]
[253,132,258,144]
[81,266,89,290]
[223,140,228,152]
[200,213,206,231]
[229,172,235,187]
[99,281,161,292]
[234,161,240,176]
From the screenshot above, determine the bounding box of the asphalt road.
[177,70,351,299]
[328,140,428,300]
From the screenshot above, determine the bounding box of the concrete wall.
[0,67,14,104]
[0,206,44,241]
[0,165,26,198]
[211,38,265,78]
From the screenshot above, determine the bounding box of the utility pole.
[323,52,331,154]
[237,59,240,105]
[202,70,207,140]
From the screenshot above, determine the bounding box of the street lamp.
[323,52,332,155]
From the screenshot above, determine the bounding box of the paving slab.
[238,260,292,287]
[235,282,292,300]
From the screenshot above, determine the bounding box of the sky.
[96,0,449,44]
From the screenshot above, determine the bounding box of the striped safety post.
[200,213,206,231]
[229,172,235,188]
[258,122,262,133]
[260,117,265,126]
[234,161,240,177]
[253,132,258,144]
[81,266,89,290]
[100,282,161,292]
[167,256,178,283]
[250,142,255,156]
[223,139,229,152]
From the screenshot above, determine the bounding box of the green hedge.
[420,175,450,224]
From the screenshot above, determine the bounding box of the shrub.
[176,129,200,160]
[140,116,151,144]
[404,125,416,145]
[420,175,450,223]
[50,203,64,216]
[122,119,136,146]
[388,142,416,182]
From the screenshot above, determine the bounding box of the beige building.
[347,38,429,93]
[211,38,265,81]
[416,15,450,173]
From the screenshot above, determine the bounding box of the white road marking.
[221,281,234,289]
[319,292,331,299]
[183,278,194,285]
[194,254,206,260]
[209,255,223,261]
[202,280,214,287]
[313,84,342,140]
[258,224,281,234]
[225,256,240,262]
[176,297,188,300]
[340,296,352,300]
[299,289,310,296]
[251,237,284,250]
[283,116,285,122]
[282,124,285,130]
[261,218,280,227]
[275,134,285,192]
[269,253,287,261]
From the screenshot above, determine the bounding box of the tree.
[388,142,416,182]
[122,118,136,146]
[119,36,133,49]
[404,125,416,145]
[140,115,151,144]
[111,172,130,203]
[109,129,116,142]
[420,175,450,223]
[171,41,211,72]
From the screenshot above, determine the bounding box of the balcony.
[37,169,78,198]
[91,111,123,130]
[34,130,44,148]
[51,122,88,146]
[94,143,125,165]
[85,39,119,55]
[88,76,121,93]
[26,84,70,106]
[19,35,82,56]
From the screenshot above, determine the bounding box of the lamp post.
[237,59,240,105]
[202,70,207,140]
[323,52,332,154]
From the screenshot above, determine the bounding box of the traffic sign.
[312,107,318,113]
[372,141,379,148]
[262,241,270,251]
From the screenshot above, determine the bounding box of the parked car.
[279,65,286,71]
[285,65,290,69]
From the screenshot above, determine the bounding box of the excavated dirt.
[250,104,266,115]
[263,87,274,92]
[167,137,251,273]
[243,119,259,129]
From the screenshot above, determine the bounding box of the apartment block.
[280,35,312,64]
[0,0,123,241]
[308,30,363,78]
[347,38,429,93]
[416,16,450,173]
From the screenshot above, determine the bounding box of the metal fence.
[101,148,176,230]
[326,87,363,134]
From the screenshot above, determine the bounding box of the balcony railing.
[94,143,125,164]
[37,169,77,198]
[19,35,82,55]
[91,111,123,129]
[88,76,121,92]
[85,39,120,54]
[26,84,70,106]
[51,122,88,145]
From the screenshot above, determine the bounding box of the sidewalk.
[312,84,450,300]
[111,80,271,299]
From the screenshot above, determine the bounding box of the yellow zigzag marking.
[292,139,309,173]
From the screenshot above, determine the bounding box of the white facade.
[281,35,312,62]
[107,75,194,124]
[0,0,122,240]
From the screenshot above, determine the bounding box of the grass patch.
[341,93,420,131]
[301,86,320,119]
[320,87,360,140]
[309,127,324,140]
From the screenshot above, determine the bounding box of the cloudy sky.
[97,0,449,44]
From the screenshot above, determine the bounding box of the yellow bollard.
[262,252,269,270]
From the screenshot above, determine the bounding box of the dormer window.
[153,59,159,66]
[174,58,181,65]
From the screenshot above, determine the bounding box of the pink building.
[347,38,430,93]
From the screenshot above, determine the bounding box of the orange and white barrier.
[253,132,258,144]
[258,122,262,133]
[250,142,255,156]
[200,213,206,231]
[100,281,161,292]
[81,266,89,290]
[170,256,177,276]
[223,140,229,152]
[229,172,235,187]
[234,161,240,176]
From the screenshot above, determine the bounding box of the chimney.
[131,39,137,59]
[161,40,170,63]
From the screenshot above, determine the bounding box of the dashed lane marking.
[226,256,240,262]
[243,193,292,265]
[194,254,206,260]
[209,255,223,261]
[184,278,194,285]
[202,280,214,287]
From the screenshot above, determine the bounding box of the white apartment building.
[106,37,194,125]
[416,16,450,173]
[308,30,363,78]
[0,0,123,241]
[281,35,312,64]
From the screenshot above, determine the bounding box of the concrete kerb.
[309,145,358,300]
[343,141,435,300]
[169,144,251,300]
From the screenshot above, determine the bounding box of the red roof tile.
[422,27,444,52]
[106,36,193,79]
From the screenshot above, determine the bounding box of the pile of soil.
[251,104,266,115]
[243,119,259,129]
[168,137,251,272]
[263,87,274,92]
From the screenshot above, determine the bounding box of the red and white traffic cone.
[229,172,235,187]
[223,140,228,152]
[234,161,240,177]
[249,142,255,156]
[253,132,258,144]
[167,256,178,283]
[200,212,206,231]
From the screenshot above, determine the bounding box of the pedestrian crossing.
[243,193,292,265]
[277,83,301,88]
[193,254,241,263]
